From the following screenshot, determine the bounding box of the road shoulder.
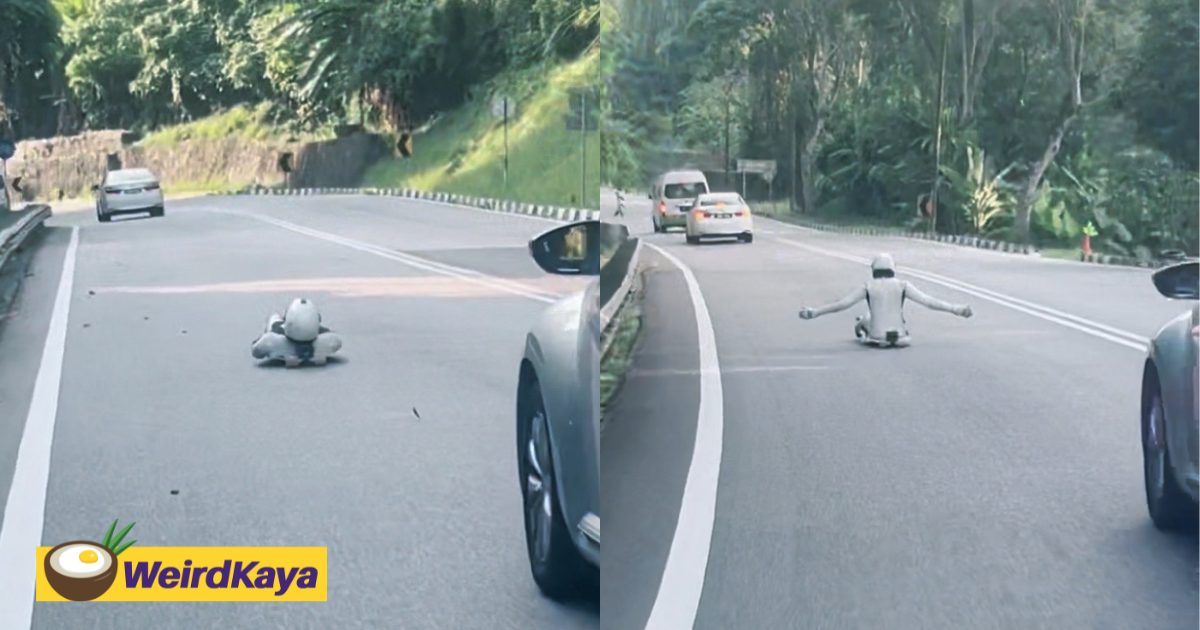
[600,247,703,630]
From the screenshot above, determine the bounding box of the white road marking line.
[0,227,79,630]
[642,243,723,630]
[404,198,567,225]
[773,237,1150,352]
[896,266,1149,343]
[767,217,1162,268]
[632,365,829,377]
[212,210,560,304]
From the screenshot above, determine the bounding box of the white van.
[651,170,709,233]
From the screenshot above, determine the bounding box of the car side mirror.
[528,220,601,276]
[1151,261,1199,300]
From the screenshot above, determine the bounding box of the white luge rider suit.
[251,298,343,365]
[798,254,972,346]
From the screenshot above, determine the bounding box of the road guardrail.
[0,204,52,271]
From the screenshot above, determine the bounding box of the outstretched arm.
[800,286,867,319]
[904,282,972,317]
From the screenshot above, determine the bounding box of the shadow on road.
[553,580,600,617]
[107,213,158,223]
[1098,520,1199,588]
[253,356,350,369]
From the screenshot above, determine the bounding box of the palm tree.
[272,0,374,120]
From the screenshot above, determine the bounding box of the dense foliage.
[606,0,1197,256]
[1,0,599,137]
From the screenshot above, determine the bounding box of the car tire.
[741,233,754,243]
[97,206,111,223]
[517,375,594,601]
[150,205,164,217]
[686,235,700,245]
[1142,382,1196,531]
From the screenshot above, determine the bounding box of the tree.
[746,0,863,213]
[1012,0,1133,244]
[0,0,61,138]
[1118,0,1198,170]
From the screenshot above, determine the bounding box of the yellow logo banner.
[36,546,327,602]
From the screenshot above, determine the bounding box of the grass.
[130,54,601,207]
[160,178,242,195]
[600,281,643,421]
[751,199,917,232]
[1038,247,1083,260]
[362,51,602,209]
[141,103,333,148]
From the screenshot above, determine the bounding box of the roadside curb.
[599,260,645,429]
[782,217,1037,255]
[600,238,643,352]
[208,186,600,223]
[0,205,53,271]
[773,215,1183,269]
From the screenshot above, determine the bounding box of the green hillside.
[363,52,602,209]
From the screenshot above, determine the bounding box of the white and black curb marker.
[793,219,1179,269]
[209,186,600,222]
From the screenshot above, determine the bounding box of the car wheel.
[150,205,164,217]
[1142,383,1196,531]
[741,233,754,244]
[686,234,700,245]
[97,206,110,223]
[517,375,593,600]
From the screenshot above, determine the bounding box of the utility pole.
[581,90,587,209]
[931,21,949,234]
[789,114,797,213]
[724,85,731,191]
[503,97,509,193]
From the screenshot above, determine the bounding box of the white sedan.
[685,192,753,244]
[94,168,165,222]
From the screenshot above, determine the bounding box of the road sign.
[737,159,776,175]
[0,139,13,161]
[491,97,515,119]
[568,88,596,113]
[566,88,599,131]
[565,112,599,131]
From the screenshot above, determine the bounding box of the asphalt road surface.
[600,189,1198,630]
[0,195,598,629]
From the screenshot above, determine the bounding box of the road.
[600,189,1198,630]
[0,195,598,629]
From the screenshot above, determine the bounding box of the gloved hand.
[798,308,816,320]
[957,305,974,318]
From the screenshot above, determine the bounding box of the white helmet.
[870,254,896,274]
[282,298,321,342]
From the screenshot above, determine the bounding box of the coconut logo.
[44,520,136,601]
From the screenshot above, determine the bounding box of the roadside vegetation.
[600,284,643,423]
[605,0,1198,259]
[1,0,600,205]
[363,51,602,209]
